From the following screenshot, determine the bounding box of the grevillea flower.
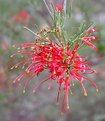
[11,10,31,25]
[55,5,64,11]
[11,38,98,113]
[53,0,64,12]
[82,28,98,51]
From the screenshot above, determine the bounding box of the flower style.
[82,28,98,51]
[11,37,98,113]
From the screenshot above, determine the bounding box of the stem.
[23,26,41,38]
[63,0,67,28]
[42,0,53,18]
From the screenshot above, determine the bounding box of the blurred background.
[0,0,105,121]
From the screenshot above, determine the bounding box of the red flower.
[55,5,64,11]
[11,10,31,25]
[11,39,98,113]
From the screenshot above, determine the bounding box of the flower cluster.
[11,10,31,25]
[11,28,98,112]
[11,0,99,113]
